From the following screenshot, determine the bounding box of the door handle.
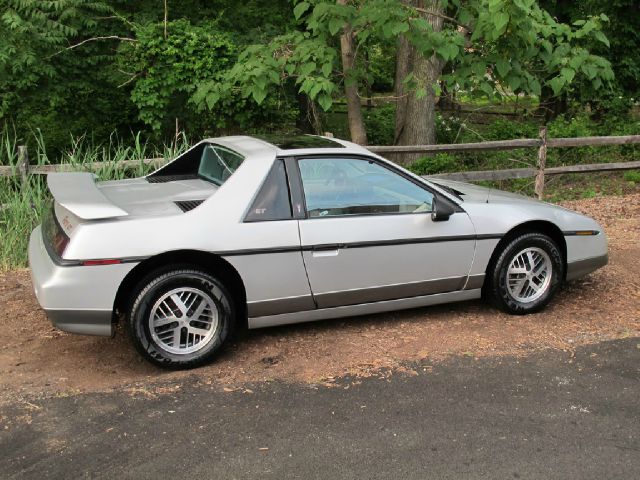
[309,243,343,257]
[310,243,343,251]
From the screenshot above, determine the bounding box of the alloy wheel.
[148,287,219,355]
[505,247,552,303]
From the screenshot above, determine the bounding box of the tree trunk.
[394,0,445,164]
[537,85,568,122]
[338,0,367,145]
[296,92,322,134]
[394,33,412,144]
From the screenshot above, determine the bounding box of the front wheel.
[486,233,564,314]
[127,268,235,369]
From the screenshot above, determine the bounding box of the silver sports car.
[29,135,608,368]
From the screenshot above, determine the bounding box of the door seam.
[296,219,318,308]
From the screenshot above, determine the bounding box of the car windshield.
[198,145,245,185]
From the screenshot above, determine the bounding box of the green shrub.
[364,104,395,145]
[623,170,640,183]
[435,114,464,144]
[482,118,538,141]
[547,114,596,138]
[408,153,462,176]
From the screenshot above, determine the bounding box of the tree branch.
[356,91,410,101]
[49,36,136,58]
[411,6,471,32]
[117,72,141,88]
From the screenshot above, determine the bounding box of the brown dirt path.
[1,194,638,401]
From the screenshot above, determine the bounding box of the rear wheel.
[486,233,564,314]
[127,267,235,369]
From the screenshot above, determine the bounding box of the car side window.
[245,160,293,222]
[298,157,434,218]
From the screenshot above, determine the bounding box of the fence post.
[17,145,30,187]
[535,126,547,200]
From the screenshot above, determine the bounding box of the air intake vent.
[147,174,198,183]
[175,200,204,212]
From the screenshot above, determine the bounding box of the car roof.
[203,134,373,158]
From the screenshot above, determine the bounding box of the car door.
[294,156,477,309]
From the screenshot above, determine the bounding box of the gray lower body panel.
[247,295,315,317]
[313,276,467,309]
[566,254,608,281]
[46,309,114,337]
[248,288,482,329]
[464,273,485,290]
[247,275,484,318]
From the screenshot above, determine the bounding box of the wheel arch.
[483,220,567,290]
[113,249,247,329]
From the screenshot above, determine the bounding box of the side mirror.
[431,197,455,222]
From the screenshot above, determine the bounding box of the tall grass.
[0,129,190,271]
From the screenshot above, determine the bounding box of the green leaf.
[493,12,509,35]
[560,67,575,83]
[488,0,503,12]
[321,62,332,77]
[528,78,541,97]
[205,91,220,110]
[548,76,565,96]
[251,86,267,104]
[436,43,459,61]
[594,31,610,48]
[268,69,280,84]
[581,63,597,80]
[392,22,409,35]
[507,74,521,92]
[317,93,332,111]
[495,59,510,78]
[480,81,494,97]
[293,2,310,20]
[308,81,323,99]
[568,55,584,70]
[472,61,486,77]
[300,62,316,76]
[328,18,343,36]
[540,40,552,54]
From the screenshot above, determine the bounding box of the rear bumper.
[46,309,114,336]
[28,226,135,337]
[566,253,608,281]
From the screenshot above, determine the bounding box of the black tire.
[486,233,564,314]
[127,267,235,369]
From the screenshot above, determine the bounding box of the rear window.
[198,145,245,186]
[146,142,244,185]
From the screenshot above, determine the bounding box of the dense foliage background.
[0,0,637,154]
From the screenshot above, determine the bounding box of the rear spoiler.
[47,172,129,220]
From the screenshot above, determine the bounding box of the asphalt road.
[1,338,639,479]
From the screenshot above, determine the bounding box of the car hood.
[429,178,542,205]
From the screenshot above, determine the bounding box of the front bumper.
[566,253,609,281]
[28,226,136,337]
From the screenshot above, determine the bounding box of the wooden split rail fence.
[1,128,639,200]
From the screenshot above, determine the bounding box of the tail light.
[42,202,70,258]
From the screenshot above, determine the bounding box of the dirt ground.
[0,194,638,402]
